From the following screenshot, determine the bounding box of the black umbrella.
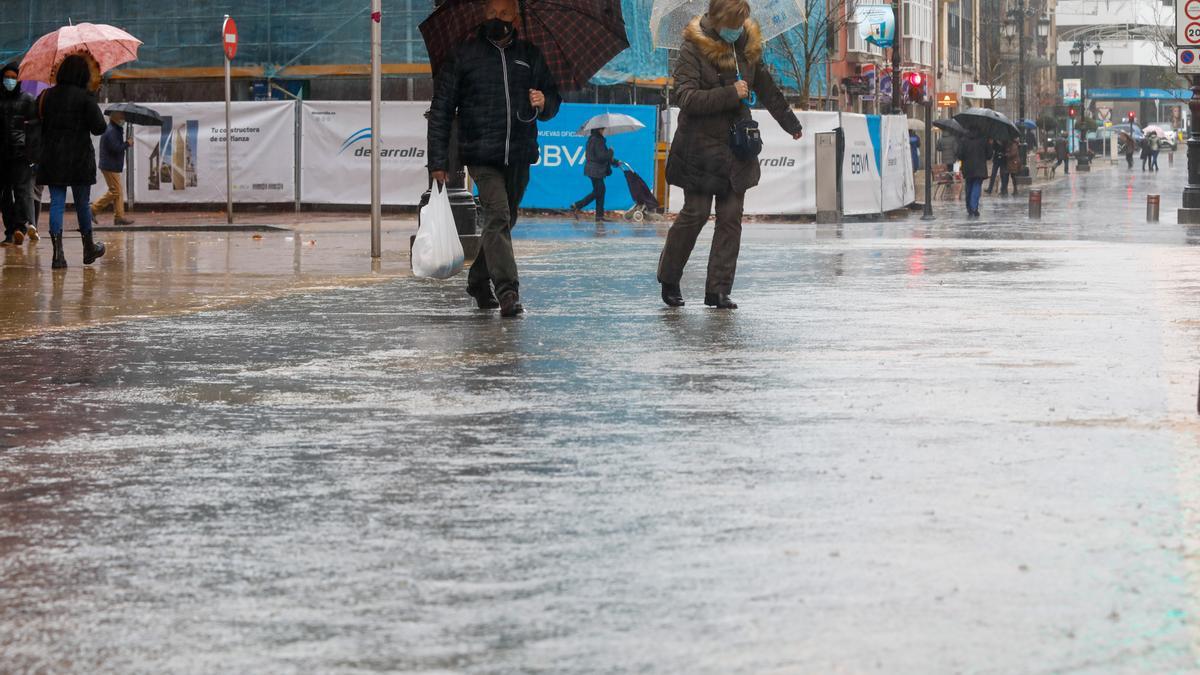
[953,107,1019,141]
[105,102,162,126]
[932,118,969,136]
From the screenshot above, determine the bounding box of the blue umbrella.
[1017,118,1037,130]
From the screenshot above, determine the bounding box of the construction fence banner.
[880,114,916,212]
[131,101,296,204]
[665,110,909,216]
[300,101,430,206]
[839,113,884,216]
[523,103,658,210]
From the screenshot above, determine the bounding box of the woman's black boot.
[50,234,67,269]
[81,231,105,265]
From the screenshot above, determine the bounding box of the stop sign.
[222,16,238,60]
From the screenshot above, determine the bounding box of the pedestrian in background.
[1003,138,1020,197]
[0,62,38,246]
[92,110,134,226]
[985,138,1005,195]
[36,54,107,269]
[1053,134,1069,176]
[956,131,988,218]
[657,0,802,309]
[1121,132,1134,169]
[936,131,957,166]
[427,0,561,317]
[909,129,920,171]
[569,127,618,223]
[1140,135,1152,171]
[1150,136,1160,171]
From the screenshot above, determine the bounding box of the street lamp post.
[1006,0,1031,185]
[1178,77,1200,224]
[1070,40,1103,172]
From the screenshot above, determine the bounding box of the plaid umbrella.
[419,0,630,91]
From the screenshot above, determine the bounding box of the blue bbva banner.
[523,103,657,210]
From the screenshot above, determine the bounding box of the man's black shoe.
[499,291,524,317]
[661,283,685,307]
[468,285,500,309]
[704,293,737,309]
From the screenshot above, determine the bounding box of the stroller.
[618,161,660,222]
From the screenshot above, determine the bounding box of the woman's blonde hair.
[708,0,750,28]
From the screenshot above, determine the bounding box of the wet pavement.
[2,159,1200,672]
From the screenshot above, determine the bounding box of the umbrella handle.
[517,106,541,124]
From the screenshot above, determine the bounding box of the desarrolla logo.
[338,127,426,159]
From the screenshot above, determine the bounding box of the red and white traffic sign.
[222,16,238,60]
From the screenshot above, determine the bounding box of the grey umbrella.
[104,102,162,126]
[953,107,1019,141]
[933,118,969,136]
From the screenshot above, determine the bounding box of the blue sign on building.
[522,103,657,210]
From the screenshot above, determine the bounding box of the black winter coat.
[667,16,802,195]
[0,87,37,183]
[956,134,989,179]
[584,132,615,179]
[37,83,106,186]
[428,29,561,171]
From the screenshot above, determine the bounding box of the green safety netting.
[0,0,821,93]
[0,1,429,74]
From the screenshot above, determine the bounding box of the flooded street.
[2,163,1200,672]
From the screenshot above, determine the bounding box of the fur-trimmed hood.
[682,16,763,70]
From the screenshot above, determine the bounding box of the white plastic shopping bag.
[412,183,465,279]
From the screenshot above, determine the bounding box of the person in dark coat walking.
[1140,135,1153,171]
[1121,132,1135,168]
[956,132,989,218]
[570,128,618,222]
[37,55,107,269]
[92,110,134,226]
[427,0,560,317]
[0,62,39,246]
[985,139,1005,194]
[1053,135,1069,175]
[657,0,802,309]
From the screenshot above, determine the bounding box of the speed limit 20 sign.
[1179,0,1200,45]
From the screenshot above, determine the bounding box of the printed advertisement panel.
[524,103,657,210]
[881,114,916,211]
[131,102,295,204]
[840,113,884,215]
[300,101,430,205]
[666,109,839,215]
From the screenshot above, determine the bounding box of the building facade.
[1055,0,1185,127]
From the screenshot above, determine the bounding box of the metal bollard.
[1147,194,1160,223]
[1028,189,1042,219]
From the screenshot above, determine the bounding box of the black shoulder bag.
[725,59,761,160]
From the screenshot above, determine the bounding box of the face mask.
[2,78,15,92]
[484,18,514,41]
[719,27,743,43]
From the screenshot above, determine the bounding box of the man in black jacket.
[427,0,561,317]
[956,132,989,218]
[0,62,39,246]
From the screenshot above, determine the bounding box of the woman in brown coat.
[657,0,802,309]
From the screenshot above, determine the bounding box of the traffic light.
[1127,111,1136,123]
[904,72,928,105]
[1068,107,1076,119]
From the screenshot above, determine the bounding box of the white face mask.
[2,78,16,92]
